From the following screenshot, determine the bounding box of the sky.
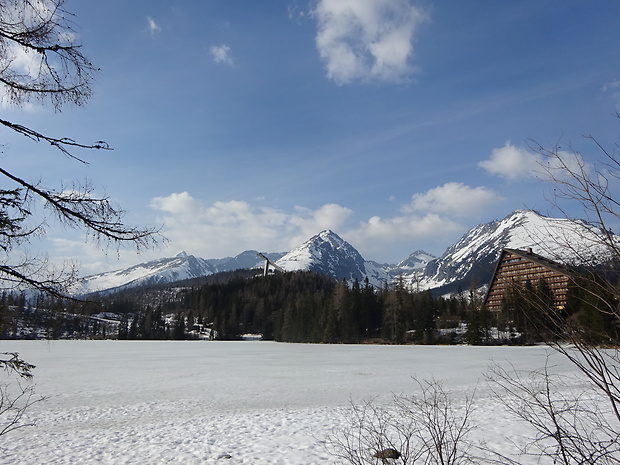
[2,0,620,275]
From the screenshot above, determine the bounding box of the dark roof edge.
[503,248,576,277]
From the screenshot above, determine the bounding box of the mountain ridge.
[75,209,614,296]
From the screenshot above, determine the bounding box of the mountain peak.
[277,229,373,283]
[395,250,436,270]
[175,251,189,258]
[315,229,341,241]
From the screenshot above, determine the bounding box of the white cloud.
[289,203,354,246]
[480,142,592,184]
[601,79,620,93]
[210,44,234,66]
[147,16,161,34]
[479,142,542,181]
[149,193,350,257]
[48,237,118,276]
[147,190,494,262]
[312,0,427,84]
[342,182,500,259]
[288,1,307,22]
[344,212,463,261]
[407,182,501,217]
[148,192,462,260]
[351,212,462,242]
[150,191,202,216]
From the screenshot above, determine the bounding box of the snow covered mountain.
[413,209,615,293]
[75,210,614,296]
[391,250,438,274]
[76,250,284,295]
[76,252,216,295]
[276,230,391,285]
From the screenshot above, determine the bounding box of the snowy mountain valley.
[3,208,616,343]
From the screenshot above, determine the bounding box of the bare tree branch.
[0,117,110,163]
[0,0,97,109]
[0,352,43,439]
[326,380,480,465]
[488,361,620,464]
[0,0,161,298]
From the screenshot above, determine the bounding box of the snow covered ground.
[0,341,593,464]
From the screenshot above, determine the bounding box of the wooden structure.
[482,248,574,313]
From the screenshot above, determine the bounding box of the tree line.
[1,269,616,345]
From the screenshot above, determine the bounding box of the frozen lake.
[0,341,587,464]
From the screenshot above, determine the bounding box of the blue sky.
[3,0,620,274]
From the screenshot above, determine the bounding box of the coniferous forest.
[1,269,616,345]
[109,271,474,344]
[0,270,495,344]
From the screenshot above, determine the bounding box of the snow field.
[0,341,589,464]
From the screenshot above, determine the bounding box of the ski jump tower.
[257,252,285,277]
